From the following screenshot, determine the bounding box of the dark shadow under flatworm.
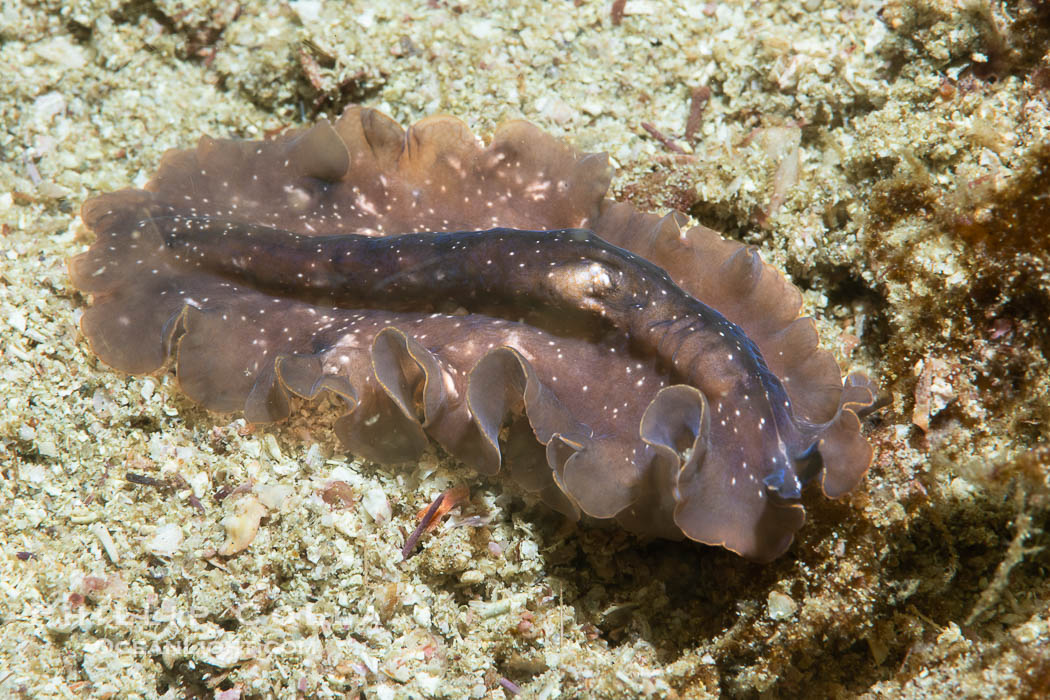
[69,106,876,561]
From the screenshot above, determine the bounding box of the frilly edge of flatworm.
[69,106,876,561]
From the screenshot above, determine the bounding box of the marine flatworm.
[70,107,876,561]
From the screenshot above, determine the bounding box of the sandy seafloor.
[2,0,1050,697]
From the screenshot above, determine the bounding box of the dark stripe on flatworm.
[156,217,816,497]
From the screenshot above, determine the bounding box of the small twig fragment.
[125,472,167,490]
[611,0,627,25]
[402,492,445,560]
[641,122,687,154]
[402,486,473,559]
[685,85,711,143]
[415,484,470,531]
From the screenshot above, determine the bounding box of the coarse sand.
[2,1,1049,697]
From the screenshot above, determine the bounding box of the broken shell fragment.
[218,495,269,556]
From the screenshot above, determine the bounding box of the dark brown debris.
[402,492,445,560]
[685,85,711,143]
[640,121,687,154]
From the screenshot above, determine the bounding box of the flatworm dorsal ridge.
[593,194,862,446]
[69,106,878,562]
